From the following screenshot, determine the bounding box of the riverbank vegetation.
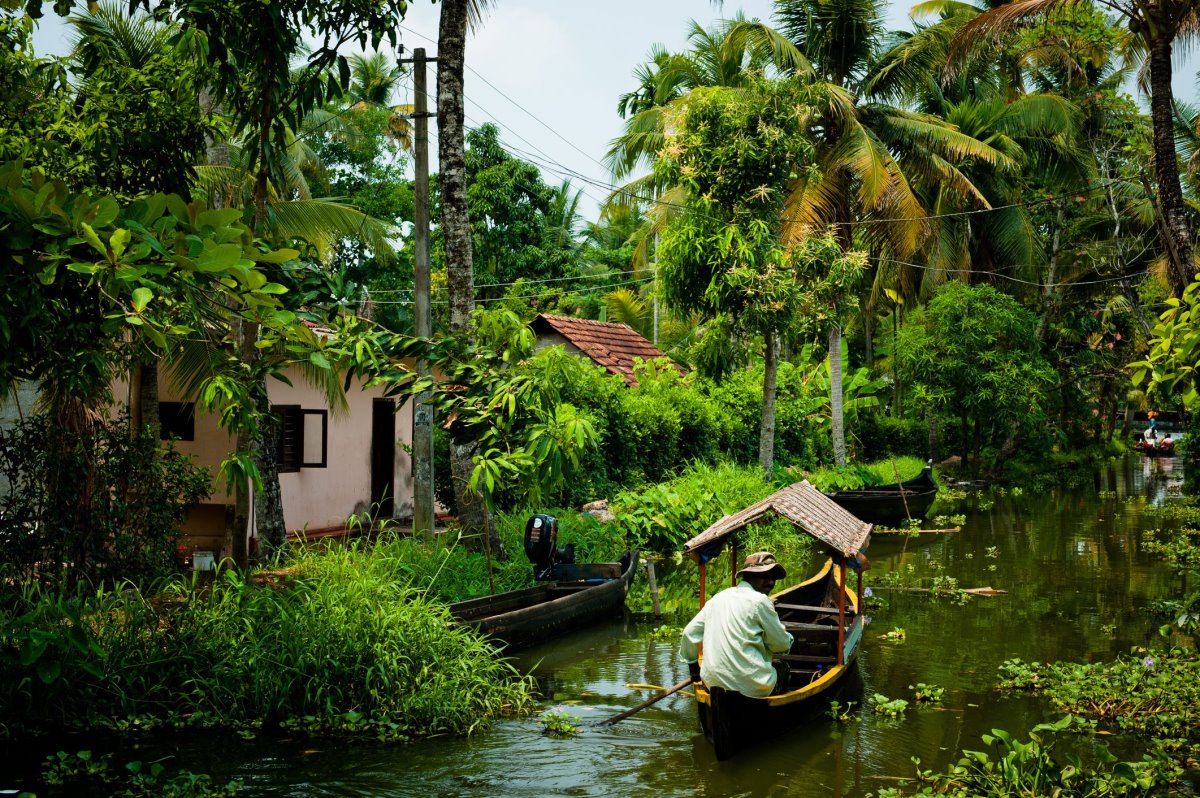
[0,539,535,742]
[4,0,1200,792]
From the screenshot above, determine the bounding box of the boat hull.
[448,551,638,650]
[825,465,938,526]
[694,559,863,760]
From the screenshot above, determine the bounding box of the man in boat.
[1159,432,1173,451]
[679,551,794,698]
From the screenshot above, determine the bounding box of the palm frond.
[606,288,652,338]
[946,0,1066,78]
[268,199,400,263]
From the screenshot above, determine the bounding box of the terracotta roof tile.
[532,313,685,387]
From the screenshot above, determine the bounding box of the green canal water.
[6,455,1197,797]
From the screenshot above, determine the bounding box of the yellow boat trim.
[695,558,861,709]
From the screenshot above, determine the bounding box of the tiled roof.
[683,481,873,560]
[532,313,684,387]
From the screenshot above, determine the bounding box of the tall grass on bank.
[0,536,534,740]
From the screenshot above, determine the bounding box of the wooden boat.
[1133,439,1175,457]
[449,514,638,650]
[682,482,871,760]
[824,462,938,526]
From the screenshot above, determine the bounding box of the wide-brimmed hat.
[737,551,786,580]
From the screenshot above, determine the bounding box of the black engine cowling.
[524,514,575,580]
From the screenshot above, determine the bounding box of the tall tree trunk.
[255,386,286,558]
[830,323,846,467]
[1147,34,1196,298]
[1036,207,1065,341]
[439,0,499,555]
[758,330,779,474]
[137,361,160,439]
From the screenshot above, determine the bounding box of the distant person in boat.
[1160,433,1173,450]
[680,551,794,698]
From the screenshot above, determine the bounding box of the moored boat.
[682,482,872,760]
[824,462,938,526]
[448,515,637,650]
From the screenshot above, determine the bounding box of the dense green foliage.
[896,282,1058,468]
[0,415,209,584]
[0,537,535,741]
[876,717,1181,797]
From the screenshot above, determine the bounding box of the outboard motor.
[524,514,575,580]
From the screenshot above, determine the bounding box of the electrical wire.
[870,256,1150,288]
[365,274,654,305]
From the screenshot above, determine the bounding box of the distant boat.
[448,515,637,650]
[824,462,938,526]
[1133,439,1175,458]
[682,482,871,760]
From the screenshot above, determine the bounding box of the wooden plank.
[783,621,844,632]
[780,653,836,664]
[775,603,840,615]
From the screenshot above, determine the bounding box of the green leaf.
[108,228,131,259]
[309,352,331,370]
[36,658,61,684]
[66,262,101,275]
[195,207,244,230]
[130,287,153,313]
[79,222,107,258]
[195,243,244,273]
[250,248,301,264]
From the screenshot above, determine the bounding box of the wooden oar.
[592,678,694,726]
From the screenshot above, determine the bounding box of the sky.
[26,1,1200,223]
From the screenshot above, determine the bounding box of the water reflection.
[7,456,1194,797]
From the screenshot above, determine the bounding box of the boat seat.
[783,621,845,633]
[775,603,844,615]
[547,585,593,595]
[779,653,837,664]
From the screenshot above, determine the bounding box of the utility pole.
[404,47,436,540]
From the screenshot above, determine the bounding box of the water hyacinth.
[1143,655,1156,670]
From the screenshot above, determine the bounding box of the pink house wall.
[137,366,415,553]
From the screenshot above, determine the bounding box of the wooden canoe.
[681,480,871,760]
[824,463,938,526]
[695,558,862,760]
[448,551,638,650]
[1133,440,1175,457]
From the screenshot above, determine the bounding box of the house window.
[272,405,328,472]
[159,402,195,441]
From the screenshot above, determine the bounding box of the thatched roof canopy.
[683,481,872,562]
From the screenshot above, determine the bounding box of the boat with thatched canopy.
[682,481,873,760]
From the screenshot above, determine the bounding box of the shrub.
[856,413,927,461]
[610,461,777,553]
[0,414,210,585]
[0,536,535,740]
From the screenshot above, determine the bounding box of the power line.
[397,22,612,174]
[368,267,652,295]
[366,274,654,305]
[871,256,1149,288]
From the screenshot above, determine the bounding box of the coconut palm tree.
[345,51,415,151]
[765,0,1010,466]
[438,0,505,553]
[947,0,1199,298]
